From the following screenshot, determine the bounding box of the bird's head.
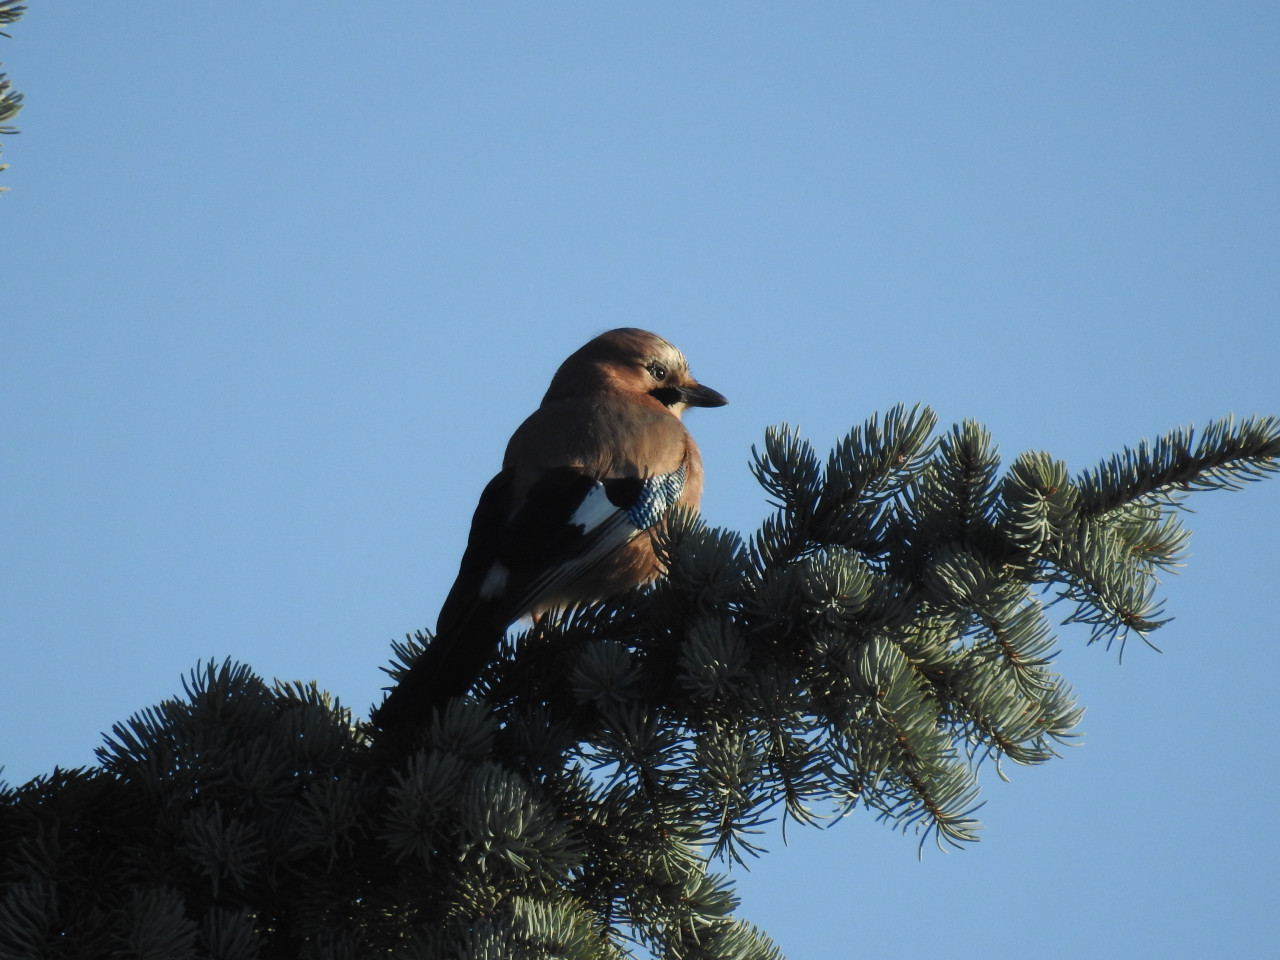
[544,328,727,417]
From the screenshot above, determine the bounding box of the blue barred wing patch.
[627,463,686,530]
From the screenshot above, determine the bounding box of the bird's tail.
[371,602,509,731]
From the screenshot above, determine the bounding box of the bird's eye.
[647,362,668,381]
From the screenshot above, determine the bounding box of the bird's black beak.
[680,382,728,408]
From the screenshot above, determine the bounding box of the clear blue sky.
[4,4,1278,957]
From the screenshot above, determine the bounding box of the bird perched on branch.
[373,328,727,728]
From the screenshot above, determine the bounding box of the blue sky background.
[4,3,1278,957]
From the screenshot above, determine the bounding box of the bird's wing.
[376,461,685,727]
[485,462,688,622]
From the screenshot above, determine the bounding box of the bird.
[373,328,727,728]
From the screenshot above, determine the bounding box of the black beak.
[680,382,728,408]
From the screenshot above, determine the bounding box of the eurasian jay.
[373,328,726,728]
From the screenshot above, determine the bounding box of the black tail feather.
[372,608,507,730]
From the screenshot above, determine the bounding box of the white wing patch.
[507,467,687,618]
[478,562,510,600]
[568,482,631,536]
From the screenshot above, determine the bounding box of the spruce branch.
[904,420,1001,543]
[1077,414,1280,517]
[5,408,1277,957]
[0,1,25,36]
[0,69,18,131]
[1040,517,1173,650]
[0,1,25,194]
[996,451,1078,552]
[749,404,936,568]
